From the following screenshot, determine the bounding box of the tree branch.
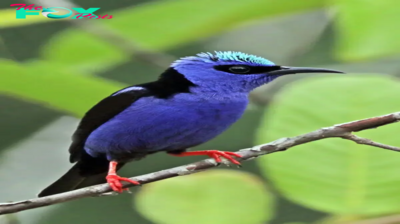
[0,112,399,214]
[340,133,400,152]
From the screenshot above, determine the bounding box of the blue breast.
[84,93,248,160]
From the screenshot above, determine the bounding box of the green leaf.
[0,60,123,116]
[0,8,55,28]
[284,223,308,224]
[41,0,325,70]
[256,74,400,215]
[135,170,274,224]
[334,0,400,61]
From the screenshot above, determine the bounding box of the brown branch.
[26,0,176,68]
[0,112,399,215]
[341,133,400,152]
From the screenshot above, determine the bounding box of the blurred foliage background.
[1,0,400,223]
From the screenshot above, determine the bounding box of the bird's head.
[170,51,343,94]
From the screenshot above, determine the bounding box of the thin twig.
[0,112,399,215]
[341,133,400,152]
[26,0,176,68]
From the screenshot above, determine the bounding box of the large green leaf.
[135,170,274,224]
[0,60,123,116]
[255,74,400,215]
[334,0,400,61]
[0,8,55,28]
[40,0,325,70]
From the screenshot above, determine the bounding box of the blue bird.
[38,51,343,196]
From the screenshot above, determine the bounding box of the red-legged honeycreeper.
[38,51,344,196]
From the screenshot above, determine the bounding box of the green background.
[1,0,400,223]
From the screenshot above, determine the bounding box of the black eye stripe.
[214,65,282,74]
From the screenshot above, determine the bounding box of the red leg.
[106,161,140,193]
[169,150,242,165]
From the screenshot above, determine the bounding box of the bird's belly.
[84,96,248,160]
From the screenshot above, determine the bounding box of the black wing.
[68,86,149,163]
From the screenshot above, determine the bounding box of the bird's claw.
[106,174,140,193]
[205,150,242,165]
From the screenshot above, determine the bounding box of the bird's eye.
[228,66,251,74]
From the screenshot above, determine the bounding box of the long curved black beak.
[268,66,344,76]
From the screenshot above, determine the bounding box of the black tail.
[38,163,107,197]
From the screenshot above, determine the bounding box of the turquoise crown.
[172,51,274,66]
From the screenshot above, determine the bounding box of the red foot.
[106,174,140,193]
[171,150,242,165]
